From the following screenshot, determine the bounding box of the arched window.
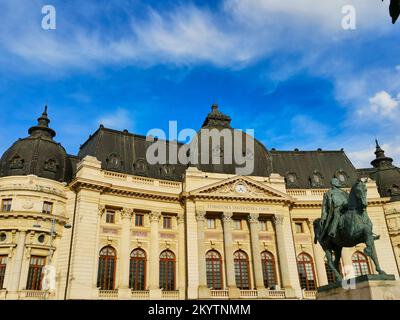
[159,250,175,290]
[130,249,146,290]
[325,261,336,284]
[97,246,116,290]
[234,250,250,290]
[261,251,277,289]
[206,250,223,290]
[297,253,316,290]
[352,251,370,276]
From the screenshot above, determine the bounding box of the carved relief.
[9,154,24,170]
[149,211,161,222]
[133,158,148,176]
[120,208,133,219]
[44,158,58,173]
[106,153,122,170]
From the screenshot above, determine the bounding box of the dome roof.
[192,104,272,177]
[0,106,68,182]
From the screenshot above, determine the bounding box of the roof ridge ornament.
[371,139,394,169]
[28,104,56,139]
[201,103,232,128]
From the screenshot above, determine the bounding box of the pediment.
[189,176,292,201]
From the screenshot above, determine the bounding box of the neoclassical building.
[0,104,399,300]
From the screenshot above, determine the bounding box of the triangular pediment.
[189,176,292,201]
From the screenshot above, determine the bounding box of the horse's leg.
[364,230,386,275]
[333,247,343,280]
[326,249,342,281]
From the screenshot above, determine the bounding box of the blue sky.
[0,0,399,168]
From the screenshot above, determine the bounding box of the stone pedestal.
[317,274,400,300]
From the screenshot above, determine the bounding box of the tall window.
[297,253,316,290]
[233,219,242,230]
[207,218,216,229]
[163,216,172,229]
[295,222,304,233]
[26,256,45,290]
[42,201,53,214]
[0,256,7,289]
[97,246,116,290]
[159,250,175,290]
[130,249,146,290]
[352,252,370,276]
[135,214,144,227]
[259,220,267,231]
[234,250,250,289]
[261,251,277,289]
[206,250,222,289]
[1,199,12,212]
[105,210,115,224]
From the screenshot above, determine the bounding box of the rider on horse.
[320,178,349,239]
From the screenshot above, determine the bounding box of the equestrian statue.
[313,178,386,282]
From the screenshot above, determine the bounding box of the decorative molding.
[120,208,133,220]
[177,214,185,225]
[272,215,284,226]
[222,212,233,223]
[195,211,206,222]
[247,213,259,223]
[149,211,161,222]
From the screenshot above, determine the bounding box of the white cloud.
[369,91,398,116]
[97,108,134,131]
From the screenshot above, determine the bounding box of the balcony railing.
[210,289,229,298]
[266,289,286,299]
[131,290,150,299]
[302,290,317,299]
[98,289,119,299]
[161,290,180,300]
[19,290,47,299]
[239,290,258,298]
[0,289,6,299]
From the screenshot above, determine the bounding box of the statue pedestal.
[316,274,400,300]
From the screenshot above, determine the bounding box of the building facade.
[0,105,399,300]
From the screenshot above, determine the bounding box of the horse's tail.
[313,218,321,244]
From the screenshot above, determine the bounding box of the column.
[248,213,264,291]
[308,219,328,287]
[177,214,186,299]
[8,231,26,298]
[196,211,210,298]
[222,212,240,298]
[118,208,133,299]
[273,214,301,298]
[149,211,162,299]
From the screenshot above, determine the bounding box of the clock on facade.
[235,183,247,194]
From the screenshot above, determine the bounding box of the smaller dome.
[0,106,68,182]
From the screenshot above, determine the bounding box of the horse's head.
[349,179,367,212]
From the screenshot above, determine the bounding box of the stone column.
[273,214,301,298]
[196,211,210,298]
[149,211,162,299]
[8,231,26,298]
[248,213,264,291]
[118,208,133,299]
[307,219,328,287]
[177,214,186,299]
[222,212,240,298]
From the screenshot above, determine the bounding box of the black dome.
[192,104,272,177]
[0,106,68,182]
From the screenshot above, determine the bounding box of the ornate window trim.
[334,169,349,186]
[310,171,324,188]
[285,171,299,188]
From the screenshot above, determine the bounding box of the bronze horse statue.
[313,180,386,282]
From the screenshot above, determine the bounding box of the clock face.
[235,183,247,194]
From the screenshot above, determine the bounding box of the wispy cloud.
[97,108,134,131]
